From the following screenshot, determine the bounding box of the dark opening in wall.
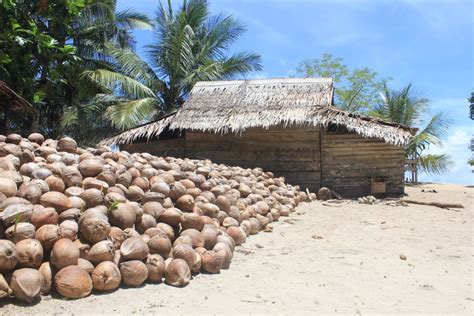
[326,123,354,134]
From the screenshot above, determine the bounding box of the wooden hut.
[100,78,414,197]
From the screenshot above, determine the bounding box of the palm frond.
[115,9,153,30]
[105,97,161,129]
[82,69,157,99]
[219,52,263,78]
[418,154,452,174]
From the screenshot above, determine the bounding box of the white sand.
[2,183,473,315]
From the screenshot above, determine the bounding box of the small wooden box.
[371,177,386,194]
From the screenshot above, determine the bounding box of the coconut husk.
[10,268,42,303]
[55,265,92,299]
[91,261,121,291]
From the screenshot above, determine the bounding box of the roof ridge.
[194,77,333,87]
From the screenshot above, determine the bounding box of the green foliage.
[89,0,262,129]
[371,82,452,175]
[0,0,152,144]
[108,199,122,213]
[13,212,21,235]
[296,53,384,112]
[468,159,474,167]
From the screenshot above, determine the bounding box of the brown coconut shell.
[169,182,187,201]
[108,202,136,230]
[62,166,83,187]
[159,208,182,227]
[79,188,104,208]
[156,223,175,242]
[147,235,171,258]
[199,203,219,218]
[91,261,121,291]
[79,213,111,244]
[44,175,65,193]
[50,238,80,269]
[5,222,36,243]
[74,239,91,259]
[119,260,148,287]
[143,201,164,220]
[176,194,194,212]
[58,220,78,240]
[17,183,42,204]
[201,226,218,250]
[226,226,247,246]
[87,240,115,264]
[1,203,34,226]
[10,268,42,303]
[35,224,60,251]
[181,213,204,231]
[0,240,17,271]
[165,259,191,287]
[78,159,104,177]
[30,206,58,228]
[200,250,224,274]
[180,229,205,248]
[38,262,53,295]
[40,191,71,212]
[135,214,157,234]
[146,254,165,283]
[173,235,193,248]
[55,265,92,299]
[172,244,197,271]
[57,137,77,153]
[0,178,17,197]
[108,227,126,250]
[213,245,232,269]
[16,239,43,268]
[77,258,95,274]
[0,273,13,298]
[120,237,149,261]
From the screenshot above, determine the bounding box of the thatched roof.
[100,78,414,147]
[101,112,177,147]
[0,81,35,114]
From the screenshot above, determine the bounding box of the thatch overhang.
[100,78,415,147]
[99,111,177,147]
[0,81,35,115]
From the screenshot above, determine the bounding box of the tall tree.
[0,0,151,144]
[370,82,452,174]
[85,0,262,129]
[296,53,384,113]
[0,0,83,134]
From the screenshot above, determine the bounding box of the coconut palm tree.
[60,0,153,144]
[370,82,451,174]
[84,0,262,129]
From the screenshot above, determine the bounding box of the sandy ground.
[2,183,473,315]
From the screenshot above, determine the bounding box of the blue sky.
[117,0,473,185]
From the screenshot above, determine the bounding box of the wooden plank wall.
[121,127,406,197]
[122,137,185,158]
[185,126,322,192]
[321,130,405,196]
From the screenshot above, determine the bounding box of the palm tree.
[60,0,153,144]
[85,0,262,129]
[370,82,452,175]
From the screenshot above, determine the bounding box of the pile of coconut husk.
[0,133,313,303]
